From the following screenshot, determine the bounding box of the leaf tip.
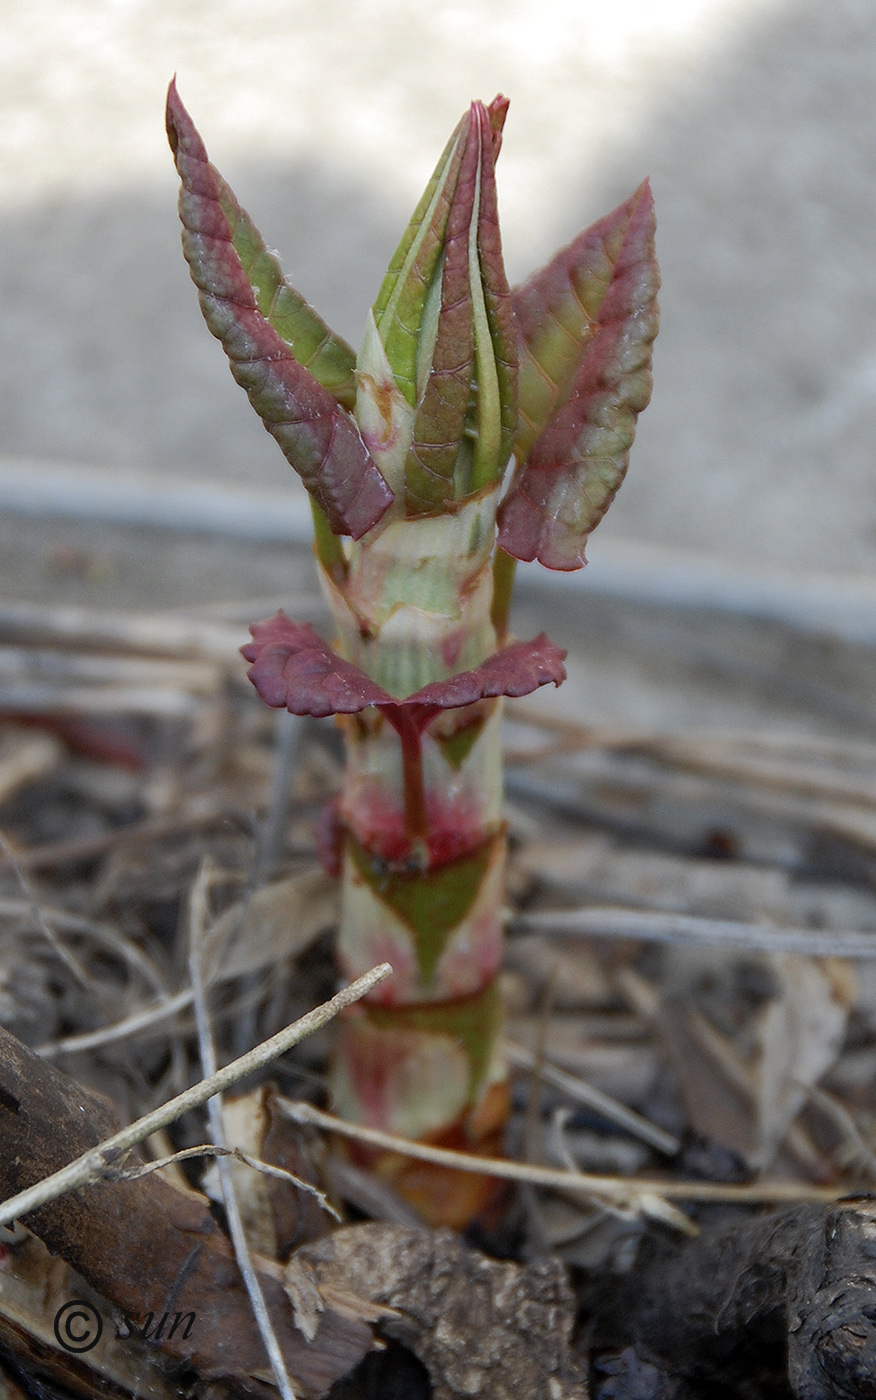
[486,94,510,156]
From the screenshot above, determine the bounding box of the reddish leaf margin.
[242,613,566,735]
[166,80,393,540]
[498,180,659,570]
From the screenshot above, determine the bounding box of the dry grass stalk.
[515,905,876,960]
[188,860,299,1400]
[281,1099,858,1213]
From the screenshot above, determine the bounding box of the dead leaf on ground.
[202,869,338,983]
[754,955,851,1170]
[201,1083,330,1260]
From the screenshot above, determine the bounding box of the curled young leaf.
[498,180,659,570]
[242,613,566,728]
[166,80,392,540]
[368,99,517,515]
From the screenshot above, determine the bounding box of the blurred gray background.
[2,0,876,577]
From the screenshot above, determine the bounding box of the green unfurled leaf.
[499,180,659,569]
[166,80,392,539]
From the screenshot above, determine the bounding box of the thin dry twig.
[1,806,237,873]
[0,961,391,1228]
[280,1099,865,1213]
[514,906,876,959]
[117,1142,341,1221]
[505,1040,679,1156]
[188,862,298,1400]
[38,987,194,1057]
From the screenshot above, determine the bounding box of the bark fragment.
[301,1221,589,1400]
[0,1023,372,1398]
[583,1202,876,1400]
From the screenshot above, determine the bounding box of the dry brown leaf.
[658,997,756,1163]
[755,955,850,1170]
[202,869,338,983]
[202,1084,330,1261]
[202,1089,278,1258]
[282,1255,324,1343]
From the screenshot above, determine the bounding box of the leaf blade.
[243,614,566,720]
[167,80,392,539]
[498,180,659,570]
[241,614,391,716]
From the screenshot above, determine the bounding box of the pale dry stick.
[515,906,876,960]
[117,1143,341,1220]
[38,988,194,1057]
[505,1040,679,1156]
[638,739,876,812]
[280,1099,861,1210]
[507,706,876,767]
[0,600,243,664]
[0,961,391,1229]
[188,865,297,1400]
[507,758,876,860]
[507,713,876,810]
[0,682,201,719]
[0,648,221,693]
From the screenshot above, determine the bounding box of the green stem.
[310,497,347,586]
[490,546,516,641]
[393,710,429,847]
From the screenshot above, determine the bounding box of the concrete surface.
[1,0,876,579]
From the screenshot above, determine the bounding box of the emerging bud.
[355,99,518,516]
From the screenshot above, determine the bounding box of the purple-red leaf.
[407,633,566,711]
[498,180,659,570]
[241,614,389,718]
[243,613,566,728]
[166,81,393,540]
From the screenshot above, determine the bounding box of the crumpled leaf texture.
[242,612,566,728]
[166,80,392,540]
[498,180,659,570]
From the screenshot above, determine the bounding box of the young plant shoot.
[167,81,659,1227]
